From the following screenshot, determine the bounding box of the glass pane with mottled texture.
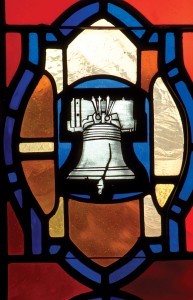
[144,195,161,237]
[153,77,184,176]
[68,199,140,267]
[19,142,54,153]
[45,49,63,93]
[21,160,55,214]
[49,197,65,237]
[20,75,54,138]
[155,184,174,207]
[67,19,137,85]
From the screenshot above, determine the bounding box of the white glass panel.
[67,19,137,85]
[153,77,184,176]
[144,195,161,237]
[45,49,63,93]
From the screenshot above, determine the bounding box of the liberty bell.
[64,93,148,199]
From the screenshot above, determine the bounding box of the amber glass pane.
[141,50,158,91]
[21,160,55,214]
[20,75,54,138]
[155,184,174,207]
[49,197,65,237]
[69,199,140,267]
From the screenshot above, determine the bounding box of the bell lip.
[63,177,150,203]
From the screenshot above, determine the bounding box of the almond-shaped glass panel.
[153,77,184,176]
[45,49,63,93]
[67,19,137,85]
[20,75,54,138]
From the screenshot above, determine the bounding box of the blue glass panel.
[8,172,17,183]
[150,244,162,253]
[46,33,57,41]
[132,29,145,38]
[4,117,15,165]
[133,99,150,178]
[168,68,179,77]
[113,192,142,200]
[31,209,42,254]
[109,251,146,283]
[60,3,99,36]
[175,81,193,142]
[135,250,146,258]
[49,245,61,254]
[165,33,175,63]
[65,251,101,283]
[171,205,181,214]
[108,4,143,28]
[29,33,39,65]
[169,219,179,252]
[71,194,91,199]
[9,70,34,110]
[74,79,130,89]
[149,33,158,43]
[58,99,71,168]
[179,152,193,201]
[14,189,23,208]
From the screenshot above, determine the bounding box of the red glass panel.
[183,33,193,82]
[123,260,193,299]
[7,202,24,255]
[186,206,193,251]
[6,33,21,86]
[141,50,158,91]
[5,0,193,25]
[8,263,91,300]
[5,0,79,25]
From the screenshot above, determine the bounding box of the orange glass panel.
[20,75,54,138]
[69,199,140,267]
[141,50,158,91]
[21,160,55,214]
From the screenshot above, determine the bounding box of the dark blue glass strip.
[149,33,158,43]
[8,172,17,183]
[71,194,91,199]
[132,29,145,38]
[14,189,23,208]
[169,219,179,252]
[109,251,146,283]
[168,68,179,77]
[29,33,39,65]
[65,251,101,283]
[175,81,193,142]
[108,4,143,28]
[31,209,42,254]
[133,99,150,178]
[4,117,15,165]
[171,205,181,214]
[49,245,61,254]
[179,152,193,201]
[46,33,57,42]
[150,244,162,253]
[58,99,71,168]
[74,79,130,89]
[165,33,175,64]
[60,3,99,36]
[113,192,142,200]
[9,70,34,110]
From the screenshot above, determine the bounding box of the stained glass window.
[1,0,193,299]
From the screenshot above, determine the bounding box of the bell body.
[68,123,135,181]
